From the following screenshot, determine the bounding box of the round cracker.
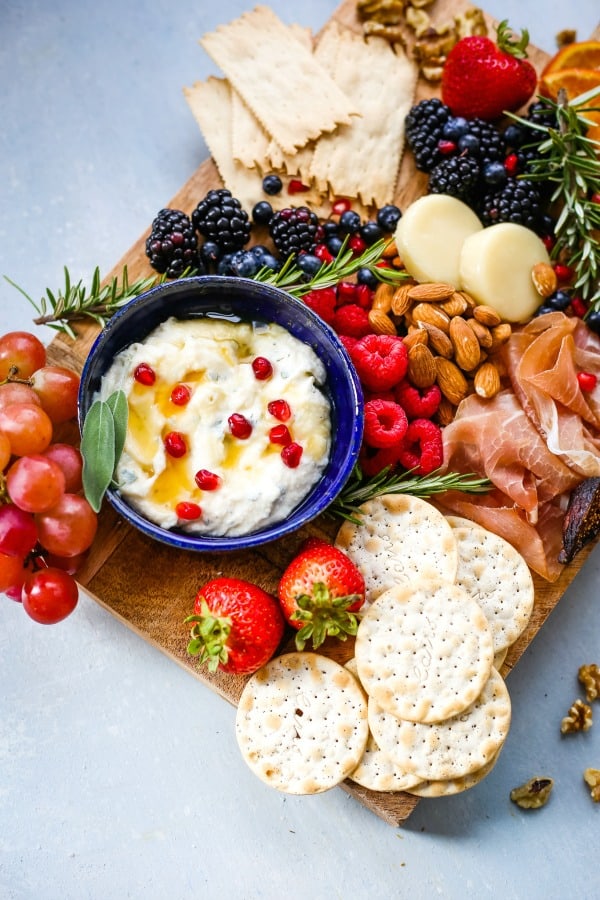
[451,524,534,654]
[355,581,494,723]
[335,494,458,607]
[235,652,368,795]
[368,668,511,781]
[406,746,503,798]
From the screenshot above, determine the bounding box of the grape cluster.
[0,331,98,624]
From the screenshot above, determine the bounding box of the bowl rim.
[78,274,364,551]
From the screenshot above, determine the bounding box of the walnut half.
[583,768,600,802]
[578,663,600,703]
[560,698,593,734]
[510,777,554,809]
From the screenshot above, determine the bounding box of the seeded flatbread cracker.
[368,668,511,781]
[344,659,421,792]
[308,22,418,207]
[451,524,535,654]
[355,582,494,723]
[407,747,503,798]
[334,494,459,607]
[235,652,369,795]
[199,6,357,155]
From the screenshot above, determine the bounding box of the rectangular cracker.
[308,22,418,208]
[200,6,357,155]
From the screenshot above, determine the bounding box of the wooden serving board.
[45,0,600,826]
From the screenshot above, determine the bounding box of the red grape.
[21,567,79,624]
[0,331,46,380]
[0,550,25,592]
[0,403,53,456]
[0,503,38,558]
[6,454,66,513]
[0,432,11,470]
[43,443,83,493]
[35,493,98,556]
[0,382,41,411]
[31,365,80,423]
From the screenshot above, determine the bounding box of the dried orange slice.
[541,40,600,77]
[538,68,600,142]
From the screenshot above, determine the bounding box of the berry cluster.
[0,331,98,624]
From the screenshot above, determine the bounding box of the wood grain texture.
[44,0,598,826]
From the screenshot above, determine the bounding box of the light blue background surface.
[1,2,600,898]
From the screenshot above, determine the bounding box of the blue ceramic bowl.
[78,275,364,552]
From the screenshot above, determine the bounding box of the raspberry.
[395,381,442,420]
[354,284,374,309]
[363,389,396,404]
[397,419,443,475]
[333,304,372,339]
[339,335,359,355]
[359,442,405,478]
[350,334,409,391]
[303,288,337,326]
[363,399,408,449]
[336,281,359,306]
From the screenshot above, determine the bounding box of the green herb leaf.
[81,398,116,513]
[105,389,128,470]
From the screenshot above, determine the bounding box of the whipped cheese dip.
[98,316,332,536]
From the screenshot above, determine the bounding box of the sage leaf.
[105,389,128,469]
[81,399,116,513]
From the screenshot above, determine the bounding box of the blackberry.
[269,206,320,259]
[192,189,251,253]
[457,119,507,167]
[428,156,482,205]
[145,208,201,278]
[405,98,452,172]
[479,178,543,231]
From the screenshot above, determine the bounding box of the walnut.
[409,0,435,8]
[583,768,600,802]
[578,663,600,702]
[363,21,407,44]
[560,698,593,734]
[405,6,433,38]
[454,8,488,40]
[357,0,407,26]
[510,777,554,809]
[556,29,577,47]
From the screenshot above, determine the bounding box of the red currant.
[331,198,352,215]
[251,357,273,380]
[314,243,334,263]
[281,442,303,468]
[504,153,519,176]
[134,363,156,386]
[269,424,292,446]
[267,399,291,422]
[438,140,457,155]
[577,371,597,392]
[164,431,187,457]
[571,296,588,317]
[194,469,221,490]
[170,383,191,405]
[554,263,574,283]
[175,502,202,520]
[349,234,366,255]
[228,413,252,439]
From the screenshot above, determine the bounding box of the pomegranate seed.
[375,259,392,269]
[438,140,457,155]
[134,363,156,386]
[355,284,374,310]
[170,383,191,405]
[591,192,600,204]
[504,153,519,175]
[164,431,187,458]
[175,501,202,520]
[554,263,574,283]
[228,413,252,439]
[577,371,597,392]
[268,399,291,421]
[281,442,303,468]
[336,281,358,305]
[349,234,367,255]
[541,235,555,252]
[571,296,588,317]
[314,243,334,263]
[332,198,352,215]
[251,356,273,380]
[269,424,292,446]
[288,179,309,194]
[194,469,221,490]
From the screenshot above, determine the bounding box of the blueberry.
[458,134,480,154]
[535,303,555,316]
[200,240,221,267]
[250,243,270,259]
[585,310,600,334]
[230,250,260,278]
[217,253,234,275]
[546,290,572,311]
[538,214,555,237]
[327,235,345,255]
[296,253,323,276]
[339,209,362,234]
[256,253,280,272]
[322,219,340,237]
[483,161,507,187]
[442,116,469,141]
[376,204,402,232]
[356,267,378,289]
[503,123,526,148]
[262,174,282,195]
[360,221,384,245]
[252,201,274,225]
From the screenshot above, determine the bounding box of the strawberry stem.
[185,600,232,673]
[495,20,530,60]
[291,582,361,651]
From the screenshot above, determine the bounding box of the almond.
[408,342,437,388]
[474,361,502,399]
[449,315,481,371]
[489,323,512,352]
[531,261,558,298]
[418,321,454,358]
[403,328,429,350]
[435,395,457,426]
[439,292,469,317]
[390,284,414,317]
[465,317,493,349]
[368,308,397,335]
[382,239,399,259]
[408,282,455,302]
[411,302,451,333]
[435,357,469,406]
[371,283,395,313]
[473,304,502,327]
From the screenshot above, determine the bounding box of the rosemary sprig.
[3,265,197,339]
[328,464,491,524]
[508,85,600,307]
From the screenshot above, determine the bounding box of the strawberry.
[277,537,365,651]
[185,577,284,675]
[441,20,537,121]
